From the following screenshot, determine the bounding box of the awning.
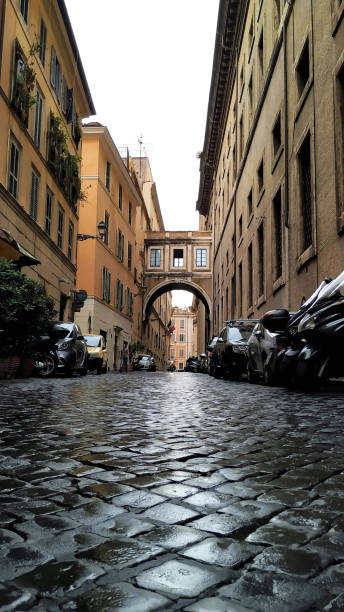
[0,228,41,267]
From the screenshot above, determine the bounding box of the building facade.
[169,307,197,371]
[0,0,95,320]
[197,0,344,335]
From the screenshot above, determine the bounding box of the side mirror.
[261,309,290,333]
[217,337,224,343]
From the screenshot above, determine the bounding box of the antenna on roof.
[138,134,143,178]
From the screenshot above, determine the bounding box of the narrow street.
[0,372,344,611]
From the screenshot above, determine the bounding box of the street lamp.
[77,220,107,242]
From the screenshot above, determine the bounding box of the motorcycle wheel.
[37,354,56,378]
[295,356,325,391]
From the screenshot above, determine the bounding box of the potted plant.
[0,258,56,378]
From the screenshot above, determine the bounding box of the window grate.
[273,188,283,279]
[298,133,312,251]
[258,223,264,297]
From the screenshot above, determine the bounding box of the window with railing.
[273,187,283,279]
[45,189,53,235]
[8,140,20,199]
[102,267,111,303]
[117,229,124,262]
[298,132,313,251]
[258,223,264,297]
[29,169,39,220]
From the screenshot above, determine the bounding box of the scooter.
[31,335,58,377]
[262,272,344,389]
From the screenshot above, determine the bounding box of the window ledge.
[296,244,317,273]
[272,276,285,295]
[257,294,266,309]
[257,187,265,207]
[271,146,284,174]
[295,78,313,123]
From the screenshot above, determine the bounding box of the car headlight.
[57,342,69,351]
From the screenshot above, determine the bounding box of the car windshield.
[52,323,73,339]
[141,356,150,361]
[228,326,254,341]
[85,336,101,347]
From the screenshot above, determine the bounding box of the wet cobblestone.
[0,371,343,610]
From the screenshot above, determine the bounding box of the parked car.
[51,322,88,376]
[246,320,279,384]
[212,320,257,379]
[84,334,108,374]
[133,354,156,371]
[207,336,219,376]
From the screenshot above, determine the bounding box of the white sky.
[65,0,219,307]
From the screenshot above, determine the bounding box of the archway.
[143,279,211,347]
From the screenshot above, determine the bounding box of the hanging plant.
[12,40,38,126]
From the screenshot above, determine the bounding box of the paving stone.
[142,501,199,524]
[218,570,327,612]
[0,527,25,547]
[246,523,316,546]
[323,593,344,610]
[0,477,25,492]
[13,559,104,598]
[33,531,107,557]
[72,582,171,611]
[219,499,283,520]
[78,481,134,499]
[160,470,196,482]
[152,483,199,498]
[118,474,170,488]
[271,507,336,532]
[184,472,227,489]
[62,499,125,525]
[0,544,54,580]
[78,537,163,568]
[0,583,35,611]
[250,545,326,578]
[215,482,262,499]
[185,490,237,509]
[311,562,344,594]
[189,513,253,536]
[136,558,229,598]
[4,499,63,520]
[68,465,105,476]
[49,492,92,508]
[309,528,344,561]
[94,470,136,483]
[184,597,255,611]
[112,490,166,508]
[220,467,270,481]
[182,537,263,567]
[90,513,154,538]
[15,514,79,539]
[139,525,208,549]
[257,488,312,507]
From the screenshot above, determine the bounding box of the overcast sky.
[65,0,219,306]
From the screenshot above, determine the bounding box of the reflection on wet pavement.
[0,371,343,610]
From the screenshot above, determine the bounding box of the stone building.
[0,0,95,320]
[197,0,344,334]
[169,307,197,371]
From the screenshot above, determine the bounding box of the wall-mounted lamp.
[77,220,107,242]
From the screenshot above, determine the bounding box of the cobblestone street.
[0,372,344,611]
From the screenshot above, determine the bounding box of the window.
[334,62,344,231]
[296,38,310,99]
[8,140,20,199]
[170,351,175,359]
[248,73,253,117]
[248,243,253,309]
[173,249,184,267]
[134,267,137,283]
[118,184,122,210]
[179,349,184,358]
[179,362,184,370]
[45,189,53,235]
[150,248,161,267]
[106,162,111,190]
[104,212,109,245]
[231,274,236,318]
[258,223,264,297]
[34,89,43,149]
[196,248,207,267]
[50,47,61,101]
[39,18,47,66]
[117,229,124,261]
[239,113,244,160]
[128,242,132,270]
[232,145,237,185]
[258,29,264,83]
[129,201,132,225]
[116,279,123,310]
[19,0,29,23]
[298,132,313,251]
[225,287,229,319]
[239,215,243,238]
[180,319,184,329]
[273,187,283,279]
[29,169,39,220]
[248,15,254,54]
[57,206,64,248]
[272,112,282,158]
[226,249,229,268]
[126,288,133,317]
[248,188,253,218]
[232,234,235,260]
[102,268,111,303]
[179,334,185,342]
[68,221,74,260]
[257,158,264,194]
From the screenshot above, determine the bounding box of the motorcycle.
[29,333,59,378]
[167,363,176,372]
[262,271,344,389]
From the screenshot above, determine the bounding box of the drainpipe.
[283,21,290,309]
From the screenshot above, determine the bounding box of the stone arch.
[144,279,211,321]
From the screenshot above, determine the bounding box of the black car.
[51,322,88,376]
[212,320,257,379]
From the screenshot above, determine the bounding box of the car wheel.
[79,367,87,376]
[37,354,56,378]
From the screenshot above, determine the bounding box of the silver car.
[246,321,278,384]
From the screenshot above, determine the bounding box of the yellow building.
[198,0,344,333]
[169,307,196,371]
[0,0,95,320]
